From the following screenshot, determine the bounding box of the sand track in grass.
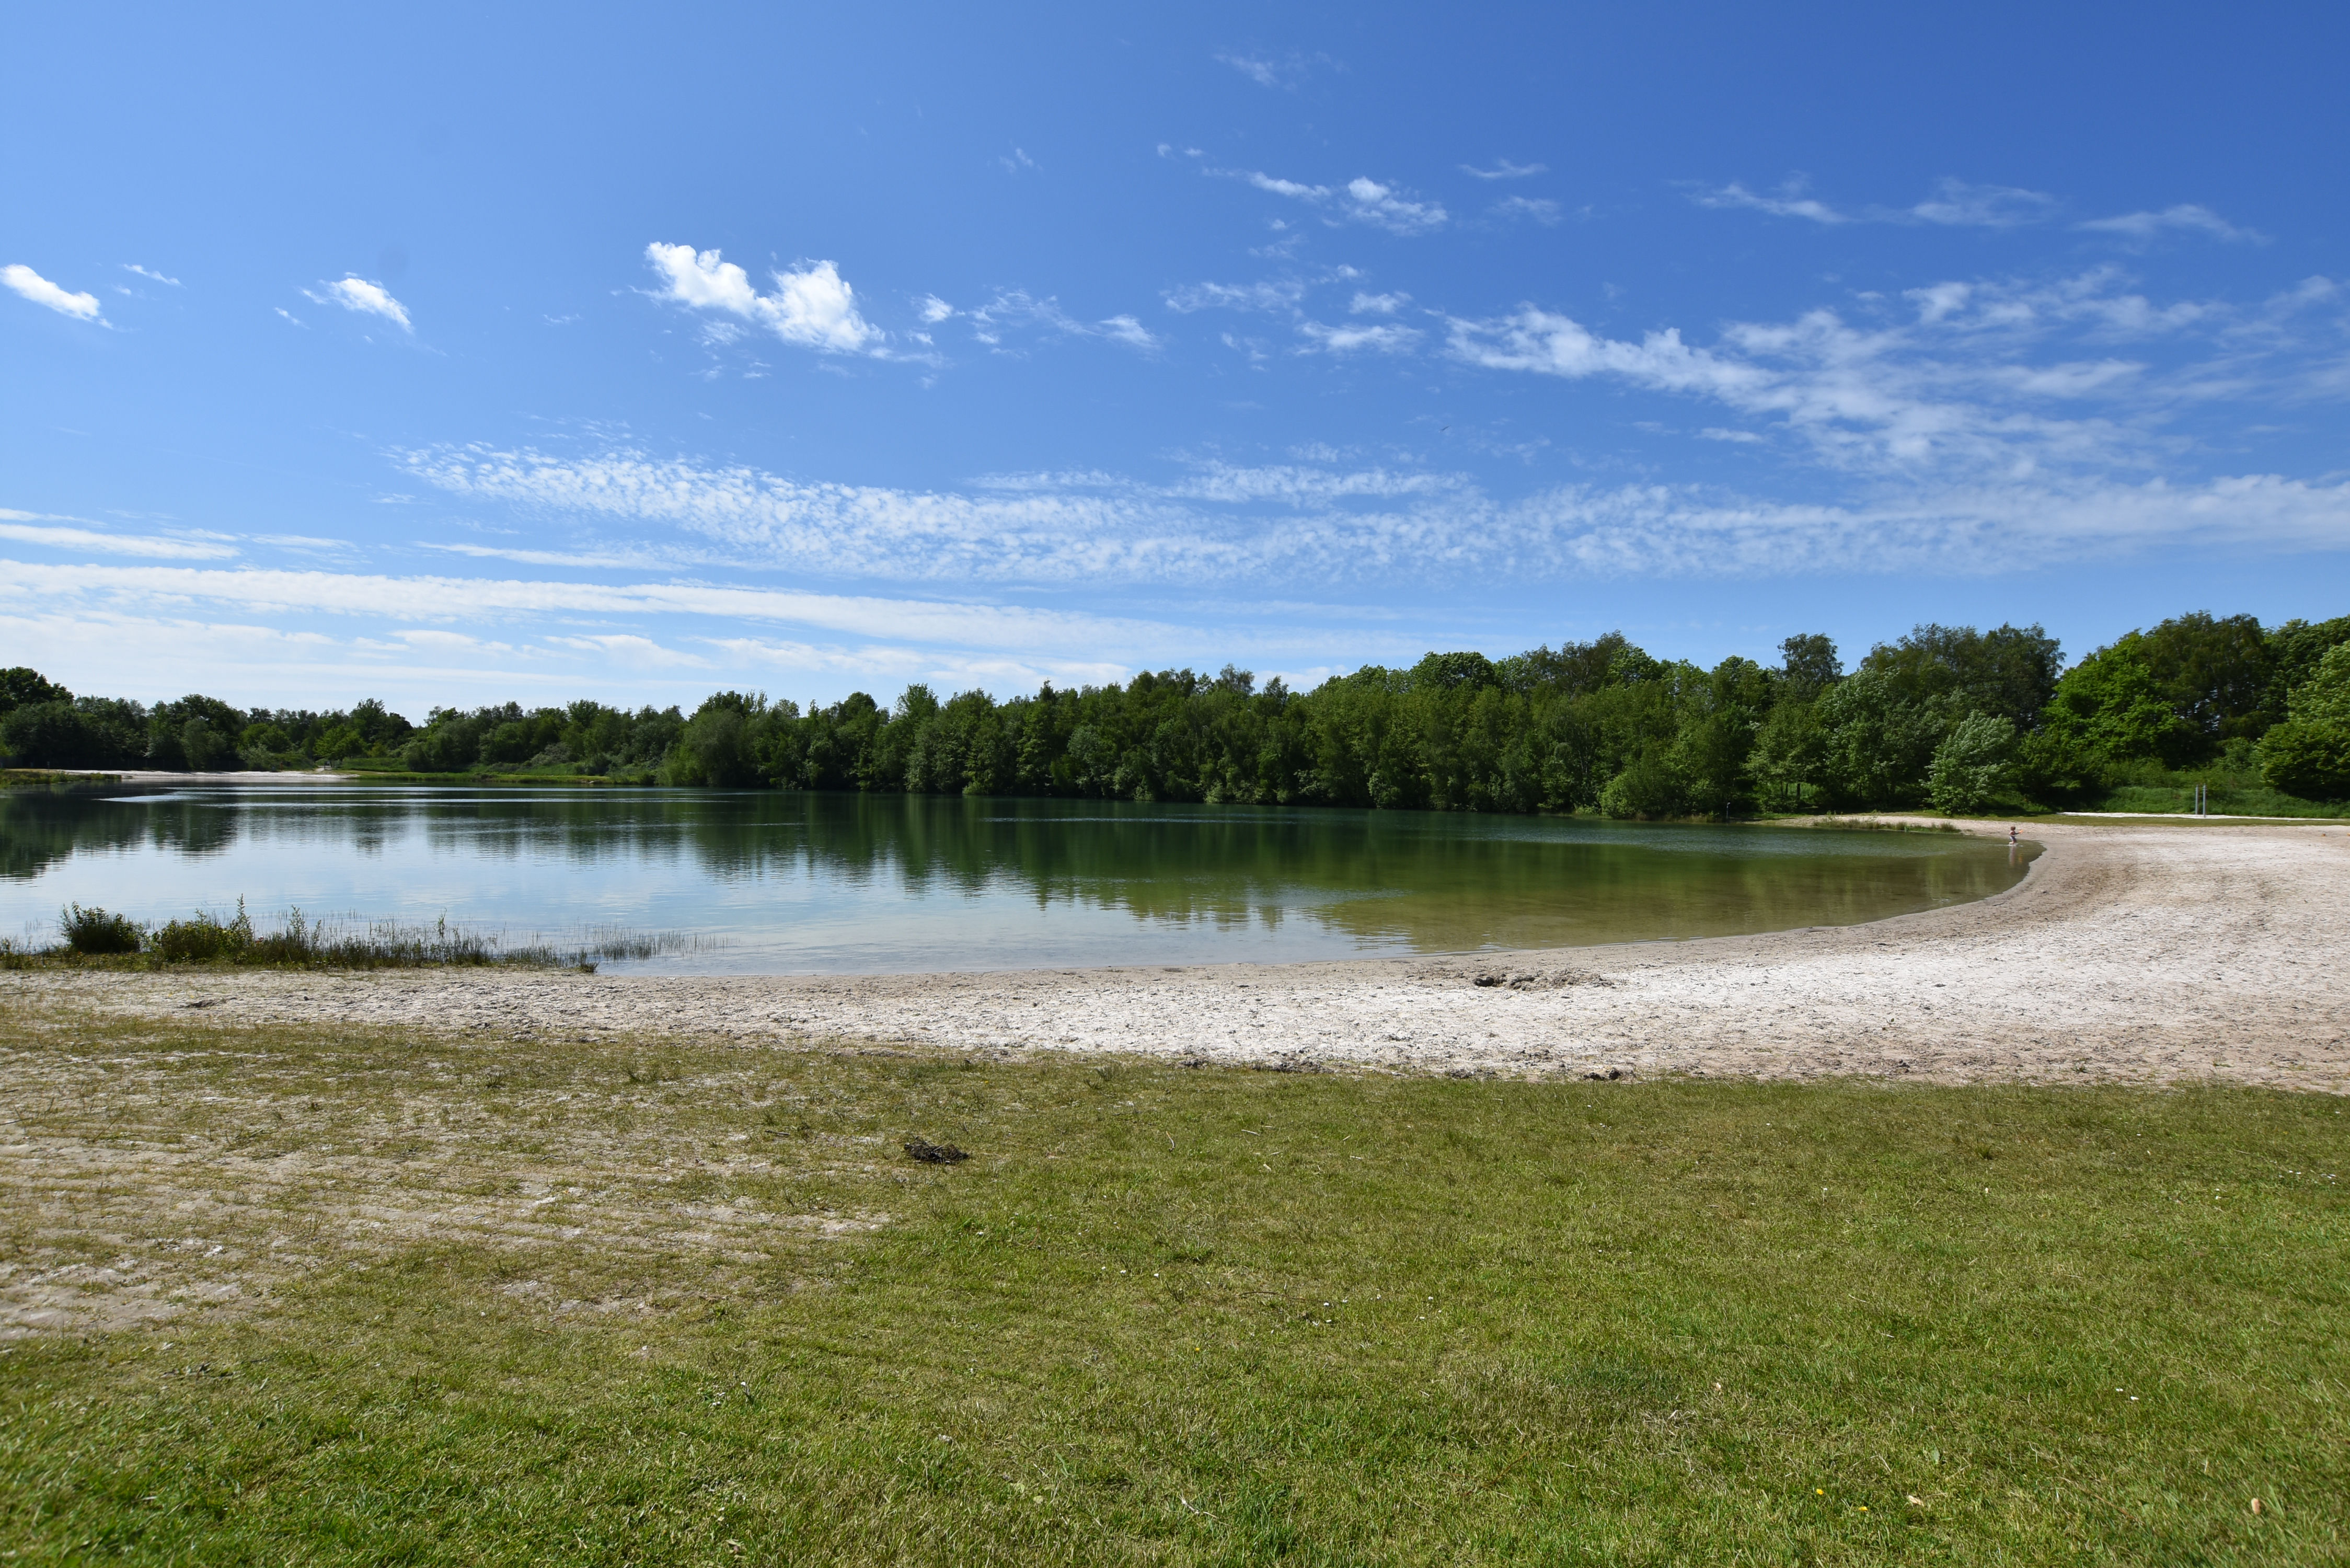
[0,1035,889,1339]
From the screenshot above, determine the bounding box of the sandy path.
[9,821,2348,1090]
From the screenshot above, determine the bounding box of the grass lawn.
[1,1007,2344,1564]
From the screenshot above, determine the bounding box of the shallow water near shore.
[0,785,2032,973]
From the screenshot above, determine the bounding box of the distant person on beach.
[2008,826,2019,847]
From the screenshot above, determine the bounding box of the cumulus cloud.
[2079,204,2262,243]
[644,243,882,354]
[3,263,103,321]
[304,275,412,329]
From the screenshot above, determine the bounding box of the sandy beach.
[9,819,2347,1090]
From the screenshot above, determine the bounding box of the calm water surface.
[0,785,2032,974]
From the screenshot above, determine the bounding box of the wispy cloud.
[1694,177,2056,229]
[0,513,236,559]
[3,263,103,321]
[304,275,411,330]
[2078,204,2262,243]
[1692,180,1850,225]
[0,559,1182,655]
[1165,279,1309,314]
[1441,266,2325,481]
[122,263,181,286]
[644,243,882,355]
[968,290,1160,352]
[1349,292,1408,315]
[1461,159,1546,181]
[1222,169,1448,234]
[1213,49,1331,89]
[1297,320,1422,354]
[1490,195,1563,225]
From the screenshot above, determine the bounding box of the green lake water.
[0,785,2033,974]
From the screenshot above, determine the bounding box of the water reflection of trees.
[1,788,244,880]
[4,787,2028,952]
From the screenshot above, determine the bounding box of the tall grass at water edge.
[4,900,708,971]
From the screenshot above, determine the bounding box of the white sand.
[11,820,2348,1090]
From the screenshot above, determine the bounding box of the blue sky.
[5,3,2347,716]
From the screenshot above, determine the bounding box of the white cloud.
[544,632,712,669]
[1461,159,1546,180]
[1349,292,1408,315]
[916,294,955,323]
[967,290,1159,351]
[1096,315,1158,350]
[1491,195,1563,225]
[306,275,411,329]
[1224,169,1447,234]
[1694,177,2055,229]
[0,515,236,559]
[1907,180,2056,228]
[1216,51,1283,87]
[1298,320,1422,354]
[0,558,1185,656]
[274,307,305,327]
[2079,204,2261,243]
[123,263,181,286]
[1212,50,1329,89]
[1165,279,1308,314]
[1694,181,1849,225]
[1442,267,2299,481]
[644,243,882,354]
[1245,171,1325,200]
[1340,177,1447,235]
[3,263,103,321]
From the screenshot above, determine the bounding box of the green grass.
[1,1009,2344,1564]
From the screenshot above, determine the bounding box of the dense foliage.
[6,607,2347,813]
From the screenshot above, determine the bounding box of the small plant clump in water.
[6,901,699,972]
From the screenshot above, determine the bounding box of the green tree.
[2257,643,2350,800]
[0,668,72,717]
[1816,669,1937,806]
[2038,642,2194,773]
[1927,713,2017,815]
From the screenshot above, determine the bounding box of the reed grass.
[3,902,705,972]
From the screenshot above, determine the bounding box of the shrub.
[149,901,257,962]
[61,904,144,955]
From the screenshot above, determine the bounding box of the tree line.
[5,608,2347,813]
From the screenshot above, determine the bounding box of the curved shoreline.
[8,821,2347,1090]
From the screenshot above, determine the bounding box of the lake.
[0,784,2033,974]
